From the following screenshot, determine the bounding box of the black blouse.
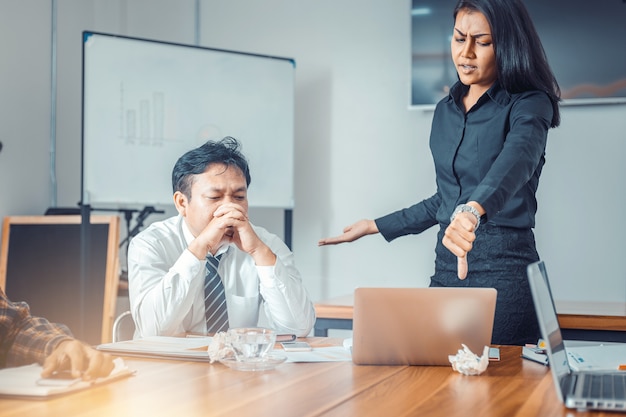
[376,81,554,242]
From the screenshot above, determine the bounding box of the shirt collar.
[447,80,511,109]
[181,216,194,246]
[484,81,511,107]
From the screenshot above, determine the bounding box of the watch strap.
[450,204,481,230]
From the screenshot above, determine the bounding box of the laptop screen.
[527,261,571,399]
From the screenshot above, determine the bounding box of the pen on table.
[619,364,626,371]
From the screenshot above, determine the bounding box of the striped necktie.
[204,253,229,334]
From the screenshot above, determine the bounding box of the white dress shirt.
[127,215,316,338]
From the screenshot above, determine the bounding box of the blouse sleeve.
[470,91,553,221]
[375,193,441,242]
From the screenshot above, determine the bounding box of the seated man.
[0,288,114,380]
[128,137,315,338]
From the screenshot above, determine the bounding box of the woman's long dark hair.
[454,0,561,127]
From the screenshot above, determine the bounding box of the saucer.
[219,353,287,372]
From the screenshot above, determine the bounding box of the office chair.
[112,310,136,342]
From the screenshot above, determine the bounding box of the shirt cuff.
[256,265,277,287]
[179,249,205,279]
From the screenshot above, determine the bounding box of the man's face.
[175,163,248,238]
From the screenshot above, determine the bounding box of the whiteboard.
[81,32,294,208]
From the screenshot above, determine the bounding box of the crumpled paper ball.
[207,331,235,363]
[448,344,490,375]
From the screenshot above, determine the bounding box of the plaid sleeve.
[0,288,73,368]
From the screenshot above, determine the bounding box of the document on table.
[97,336,352,363]
[97,336,213,361]
[282,346,352,362]
[566,343,626,372]
[0,357,133,399]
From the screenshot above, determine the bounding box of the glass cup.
[227,328,276,362]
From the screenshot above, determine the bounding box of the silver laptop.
[351,287,497,366]
[527,261,626,412]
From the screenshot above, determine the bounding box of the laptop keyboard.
[582,374,626,400]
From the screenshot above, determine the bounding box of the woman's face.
[451,9,497,95]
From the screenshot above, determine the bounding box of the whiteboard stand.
[79,203,92,340]
[284,209,293,250]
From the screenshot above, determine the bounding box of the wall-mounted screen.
[411,0,626,108]
[82,32,295,208]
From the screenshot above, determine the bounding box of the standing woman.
[318,0,560,345]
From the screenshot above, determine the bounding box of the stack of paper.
[0,358,133,399]
[97,336,213,361]
[521,346,548,365]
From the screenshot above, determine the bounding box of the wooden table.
[0,339,617,417]
[315,296,626,342]
[314,295,355,336]
[557,301,626,341]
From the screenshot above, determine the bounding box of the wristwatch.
[450,204,481,230]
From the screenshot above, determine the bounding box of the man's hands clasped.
[191,203,276,266]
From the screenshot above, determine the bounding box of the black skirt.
[430,224,541,346]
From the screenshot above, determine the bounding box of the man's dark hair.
[171,136,251,199]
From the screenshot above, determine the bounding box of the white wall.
[535,104,626,304]
[0,1,52,216]
[1,0,624,308]
[198,0,437,302]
